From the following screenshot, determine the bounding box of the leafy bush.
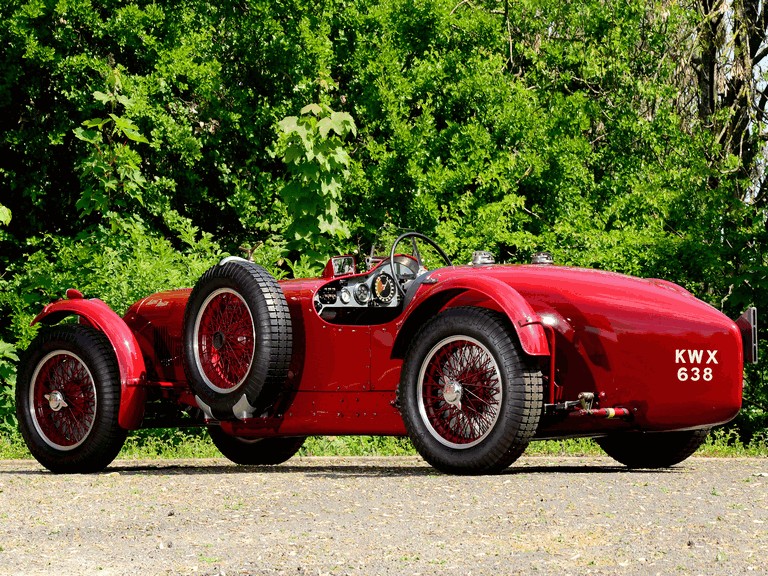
[0,206,16,436]
[0,221,220,349]
[0,341,18,437]
[273,103,357,265]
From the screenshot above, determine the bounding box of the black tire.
[16,325,127,473]
[596,429,710,468]
[208,427,306,465]
[183,259,292,421]
[398,307,543,475]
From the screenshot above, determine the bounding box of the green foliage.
[0,220,220,350]
[4,430,766,460]
[274,103,357,264]
[526,438,602,457]
[73,83,150,221]
[700,427,768,458]
[0,341,18,437]
[300,435,415,457]
[0,433,28,459]
[119,429,220,460]
[0,206,15,436]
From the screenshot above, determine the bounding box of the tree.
[0,206,17,435]
[274,103,357,265]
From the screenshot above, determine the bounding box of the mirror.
[323,255,356,278]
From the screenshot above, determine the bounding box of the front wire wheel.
[16,325,127,473]
[399,307,543,475]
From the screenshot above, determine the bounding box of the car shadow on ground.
[0,459,683,477]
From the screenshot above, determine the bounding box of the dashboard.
[314,269,399,312]
[313,256,420,322]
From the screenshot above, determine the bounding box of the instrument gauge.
[354,283,371,305]
[373,273,396,304]
[318,285,337,305]
[339,288,351,304]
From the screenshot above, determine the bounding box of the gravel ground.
[0,455,766,576]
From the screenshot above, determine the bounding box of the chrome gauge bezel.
[373,272,396,304]
[354,282,371,305]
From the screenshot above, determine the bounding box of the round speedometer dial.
[354,282,371,305]
[373,273,396,304]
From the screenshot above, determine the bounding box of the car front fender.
[32,293,147,430]
[396,275,550,358]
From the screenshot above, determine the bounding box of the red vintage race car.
[15,232,758,474]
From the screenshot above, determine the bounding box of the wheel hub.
[44,390,69,412]
[442,379,462,408]
[212,331,226,350]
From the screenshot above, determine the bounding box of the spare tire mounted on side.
[183,258,292,420]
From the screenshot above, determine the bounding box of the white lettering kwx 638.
[675,349,718,382]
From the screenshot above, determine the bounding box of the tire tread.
[398,306,543,475]
[16,325,126,473]
[183,260,292,419]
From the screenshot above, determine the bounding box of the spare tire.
[183,258,292,420]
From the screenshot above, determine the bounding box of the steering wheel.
[389,232,453,295]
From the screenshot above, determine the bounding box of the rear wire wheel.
[16,325,127,473]
[183,259,292,420]
[419,335,503,448]
[208,427,306,465]
[596,429,711,468]
[398,307,543,474]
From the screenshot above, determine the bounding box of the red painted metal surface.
[397,270,550,357]
[264,264,742,435]
[500,265,744,431]
[122,289,189,384]
[221,391,406,437]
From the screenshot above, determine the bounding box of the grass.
[1,427,766,461]
[300,435,415,457]
[698,427,768,457]
[0,434,29,459]
[119,429,221,459]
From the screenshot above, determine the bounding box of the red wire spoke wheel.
[418,336,503,449]
[193,288,255,393]
[16,325,127,473]
[183,259,292,421]
[30,350,97,450]
[399,307,542,475]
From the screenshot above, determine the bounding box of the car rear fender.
[32,293,147,430]
[395,276,549,358]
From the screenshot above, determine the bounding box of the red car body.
[18,234,757,474]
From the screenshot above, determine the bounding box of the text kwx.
[675,349,718,364]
